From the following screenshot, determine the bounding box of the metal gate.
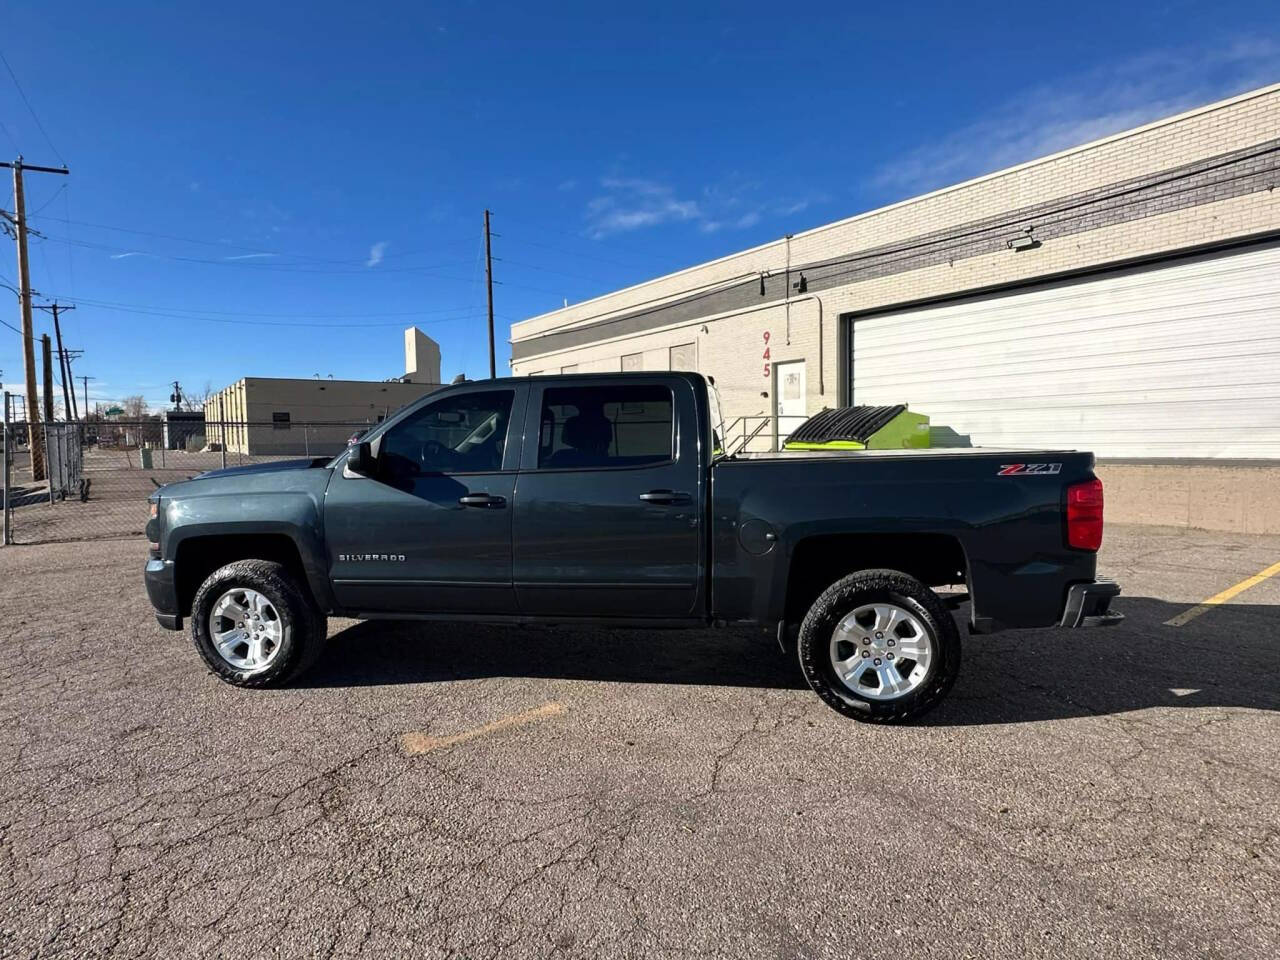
[44,422,85,502]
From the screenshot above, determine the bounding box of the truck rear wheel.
[190,560,328,688]
[797,569,960,723]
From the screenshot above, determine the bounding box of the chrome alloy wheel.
[209,588,284,673]
[830,602,934,701]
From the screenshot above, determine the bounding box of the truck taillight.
[1066,478,1104,551]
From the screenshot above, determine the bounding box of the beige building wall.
[404,328,442,385]
[510,84,1280,446]
[206,378,439,455]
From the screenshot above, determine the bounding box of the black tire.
[797,568,961,724]
[190,559,328,688]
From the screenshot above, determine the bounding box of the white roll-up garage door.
[851,241,1280,458]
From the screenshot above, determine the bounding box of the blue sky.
[1,0,1277,412]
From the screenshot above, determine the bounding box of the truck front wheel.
[190,560,328,688]
[797,569,961,723]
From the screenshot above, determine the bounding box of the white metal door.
[850,242,1280,458]
[775,360,807,441]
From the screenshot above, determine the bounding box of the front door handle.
[458,493,506,508]
[638,489,690,505]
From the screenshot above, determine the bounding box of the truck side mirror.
[347,441,375,476]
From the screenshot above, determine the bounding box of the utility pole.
[36,302,76,420]
[64,357,78,420]
[3,157,70,480]
[41,334,54,421]
[79,375,94,418]
[484,209,496,379]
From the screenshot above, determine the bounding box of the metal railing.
[722,414,778,455]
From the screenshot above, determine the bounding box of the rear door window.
[537,384,673,469]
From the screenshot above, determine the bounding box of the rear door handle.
[638,490,690,505]
[458,493,506,508]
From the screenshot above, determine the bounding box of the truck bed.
[710,446,1099,632]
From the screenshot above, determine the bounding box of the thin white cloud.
[366,241,388,267]
[585,178,702,238]
[110,251,150,260]
[223,253,278,261]
[585,175,826,238]
[557,178,578,192]
[870,39,1280,195]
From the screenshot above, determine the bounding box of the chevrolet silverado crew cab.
[145,372,1120,723]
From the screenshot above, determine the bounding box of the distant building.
[205,327,443,455]
[161,409,206,450]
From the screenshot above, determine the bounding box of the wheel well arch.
[784,533,967,625]
[175,534,311,616]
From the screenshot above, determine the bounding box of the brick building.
[510,84,1280,532]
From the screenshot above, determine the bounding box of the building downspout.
[784,234,792,345]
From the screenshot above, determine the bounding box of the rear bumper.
[1059,578,1123,628]
[145,558,183,631]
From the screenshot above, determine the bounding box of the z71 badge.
[997,463,1062,476]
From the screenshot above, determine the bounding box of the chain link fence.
[2,401,374,545]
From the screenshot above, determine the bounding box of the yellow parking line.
[1164,560,1280,627]
[400,701,567,755]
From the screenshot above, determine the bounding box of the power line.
[30,229,576,293]
[42,293,487,320]
[28,213,473,266]
[31,232,483,275]
[51,300,488,329]
[27,182,65,216]
[0,314,35,339]
[0,48,65,165]
[0,118,18,153]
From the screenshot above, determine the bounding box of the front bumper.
[1059,578,1123,628]
[145,558,183,631]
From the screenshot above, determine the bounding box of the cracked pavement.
[1,524,1277,958]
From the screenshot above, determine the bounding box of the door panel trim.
[334,578,510,587]
[513,580,686,589]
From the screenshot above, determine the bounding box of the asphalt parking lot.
[1,524,1277,959]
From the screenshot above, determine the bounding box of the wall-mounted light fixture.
[1008,234,1039,251]
[791,273,808,294]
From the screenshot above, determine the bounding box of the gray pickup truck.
[145,372,1120,723]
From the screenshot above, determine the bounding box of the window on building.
[272,412,291,430]
[621,353,644,372]
[537,384,673,469]
[669,343,696,372]
[378,389,514,482]
[561,364,579,374]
